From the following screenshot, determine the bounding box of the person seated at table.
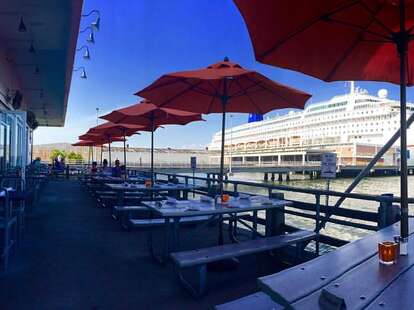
[101,159,112,176]
[30,157,42,174]
[90,161,98,174]
[112,159,122,178]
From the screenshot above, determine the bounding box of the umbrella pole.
[100,145,103,166]
[398,0,409,255]
[123,132,127,179]
[109,138,112,167]
[219,107,226,195]
[151,118,154,187]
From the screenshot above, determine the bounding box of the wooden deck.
[0,179,293,309]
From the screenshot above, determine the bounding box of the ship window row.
[227,120,396,139]
[308,101,347,112]
[355,99,380,103]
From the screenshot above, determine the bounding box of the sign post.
[319,152,337,252]
[321,152,337,204]
[191,156,196,197]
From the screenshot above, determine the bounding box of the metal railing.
[142,170,408,251]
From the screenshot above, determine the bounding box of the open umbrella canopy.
[78,133,124,143]
[88,122,148,137]
[233,0,414,85]
[101,100,204,185]
[136,59,310,113]
[135,58,310,246]
[101,99,204,127]
[72,140,102,147]
[233,0,414,250]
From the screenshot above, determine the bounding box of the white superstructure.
[208,84,414,166]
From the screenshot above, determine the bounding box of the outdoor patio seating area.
[0,175,318,309]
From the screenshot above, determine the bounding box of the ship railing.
[148,171,408,253]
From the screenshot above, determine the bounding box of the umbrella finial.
[224,56,229,62]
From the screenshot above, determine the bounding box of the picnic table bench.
[171,229,316,297]
[216,219,414,309]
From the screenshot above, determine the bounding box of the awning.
[0,0,83,126]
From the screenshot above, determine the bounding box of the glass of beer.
[221,194,230,203]
[378,241,398,265]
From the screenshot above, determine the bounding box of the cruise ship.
[208,83,414,166]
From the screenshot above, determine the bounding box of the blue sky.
[34,0,414,148]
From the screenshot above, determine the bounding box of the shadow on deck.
[0,179,291,309]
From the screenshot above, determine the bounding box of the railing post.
[315,194,320,256]
[378,193,401,229]
[233,183,238,195]
[184,176,189,185]
[267,190,285,236]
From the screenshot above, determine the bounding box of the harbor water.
[178,171,414,247]
[226,173,414,243]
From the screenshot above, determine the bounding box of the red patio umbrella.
[73,140,103,164]
[136,58,310,193]
[233,0,413,252]
[101,100,204,184]
[136,58,310,247]
[79,132,124,166]
[88,122,147,167]
[72,140,102,147]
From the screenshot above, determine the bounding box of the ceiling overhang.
[0,0,83,126]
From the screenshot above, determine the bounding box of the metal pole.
[229,114,232,174]
[100,145,103,165]
[151,116,154,186]
[123,132,127,166]
[123,133,127,180]
[108,138,112,167]
[399,0,409,253]
[218,77,228,246]
[30,130,33,163]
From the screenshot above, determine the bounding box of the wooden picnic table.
[105,183,199,205]
[143,197,291,263]
[219,218,414,310]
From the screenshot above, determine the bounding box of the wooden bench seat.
[171,229,316,297]
[129,215,213,228]
[215,292,282,310]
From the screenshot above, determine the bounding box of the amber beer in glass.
[378,241,398,265]
[221,194,230,203]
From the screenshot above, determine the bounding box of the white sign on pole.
[321,152,337,179]
[190,156,197,170]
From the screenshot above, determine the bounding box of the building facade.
[0,1,82,175]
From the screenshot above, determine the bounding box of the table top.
[143,197,290,218]
[258,219,414,309]
[105,182,199,192]
[91,175,145,183]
